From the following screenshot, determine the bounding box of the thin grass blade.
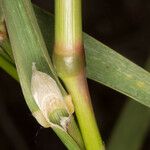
[2,0,84,149]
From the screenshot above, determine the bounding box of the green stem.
[64,74,103,150]
[54,0,104,149]
[55,0,82,48]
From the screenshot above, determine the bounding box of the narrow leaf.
[2,0,84,149]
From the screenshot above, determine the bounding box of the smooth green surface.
[64,76,103,150]
[2,1,84,150]
[85,35,150,108]
[55,0,82,47]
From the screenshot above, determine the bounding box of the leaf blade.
[2,1,84,149]
[85,34,150,107]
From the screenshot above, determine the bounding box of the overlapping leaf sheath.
[2,0,85,149]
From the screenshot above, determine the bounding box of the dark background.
[0,0,150,149]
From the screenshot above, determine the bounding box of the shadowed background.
[0,0,150,149]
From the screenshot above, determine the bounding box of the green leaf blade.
[2,1,84,149]
[84,34,150,108]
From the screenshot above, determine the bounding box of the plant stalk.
[54,0,104,149]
